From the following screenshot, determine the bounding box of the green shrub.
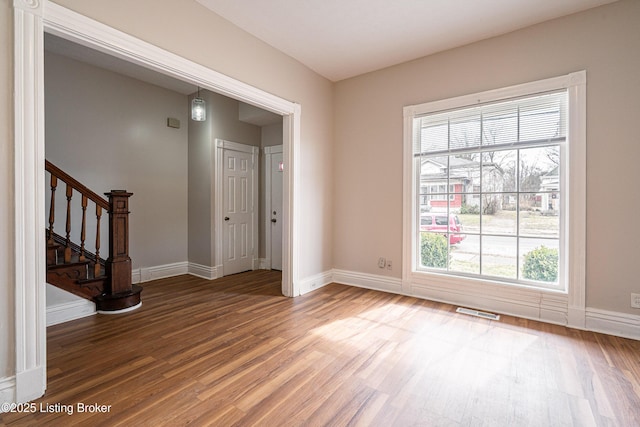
[459,203,480,215]
[420,232,448,269]
[522,246,558,282]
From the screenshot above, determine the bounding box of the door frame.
[263,145,283,270]
[214,139,259,276]
[12,0,301,403]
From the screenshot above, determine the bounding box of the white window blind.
[414,92,567,157]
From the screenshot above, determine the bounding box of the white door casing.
[215,140,258,277]
[265,146,283,270]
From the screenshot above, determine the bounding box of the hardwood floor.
[2,270,639,426]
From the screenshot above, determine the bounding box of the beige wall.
[333,0,640,315]
[45,51,189,270]
[0,0,14,383]
[187,90,261,267]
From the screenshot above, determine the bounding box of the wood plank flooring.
[2,270,639,426]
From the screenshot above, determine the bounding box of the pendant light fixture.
[191,87,206,121]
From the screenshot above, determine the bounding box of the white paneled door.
[223,144,257,275]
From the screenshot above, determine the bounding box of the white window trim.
[402,71,586,328]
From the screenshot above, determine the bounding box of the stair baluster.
[94,205,102,278]
[48,174,57,245]
[64,184,73,263]
[80,195,88,262]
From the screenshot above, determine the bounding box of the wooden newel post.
[105,190,133,295]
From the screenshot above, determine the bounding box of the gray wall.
[187,91,261,267]
[45,51,189,270]
[333,0,640,315]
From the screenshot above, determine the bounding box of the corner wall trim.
[188,262,219,280]
[298,270,334,295]
[15,366,46,404]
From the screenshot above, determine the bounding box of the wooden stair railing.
[45,160,141,312]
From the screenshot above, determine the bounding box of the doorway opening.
[13,1,301,402]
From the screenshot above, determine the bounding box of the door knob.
[225,217,230,221]
[271,218,277,223]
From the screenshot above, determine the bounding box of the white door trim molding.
[13,0,47,404]
[11,0,301,403]
[214,139,259,276]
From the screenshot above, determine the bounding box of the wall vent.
[456,307,500,321]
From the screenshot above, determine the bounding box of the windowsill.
[410,269,568,295]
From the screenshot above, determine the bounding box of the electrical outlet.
[632,293,640,309]
[378,257,386,268]
[386,260,392,270]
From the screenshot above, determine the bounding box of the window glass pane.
[449,234,479,275]
[481,236,517,279]
[519,238,559,283]
[456,208,479,234]
[482,194,517,235]
[482,150,516,193]
[420,232,448,270]
[451,153,480,194]
[519,146,559,192]
[519,194,559,238]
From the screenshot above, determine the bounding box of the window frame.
[414,94,566,288]
[402,72,586,324]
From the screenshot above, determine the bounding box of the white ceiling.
[197,0,618,82]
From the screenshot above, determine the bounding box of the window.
[404,74,585,292]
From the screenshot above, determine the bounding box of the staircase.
[45,160,142,312]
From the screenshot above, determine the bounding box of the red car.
[420,213,465,245]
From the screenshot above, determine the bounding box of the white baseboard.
[332,269,403,295]
[188,262,219,280]
[331,269,639,341]
[133,262,189,283]
[298,270,334,295]
[47,299,96,327]
[586,308,640,341]
[0,376,16,407]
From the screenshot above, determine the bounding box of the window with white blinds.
[411,90,568,288]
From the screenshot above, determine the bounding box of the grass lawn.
[457,209,558,236]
